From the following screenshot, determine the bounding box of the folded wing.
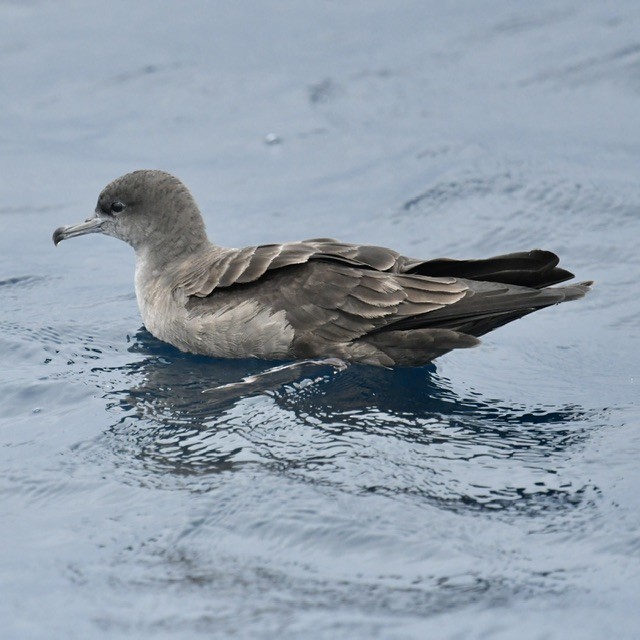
[178,239,590,366]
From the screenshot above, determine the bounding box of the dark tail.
[379,278,591,337]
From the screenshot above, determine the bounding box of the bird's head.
[53,170,208,256]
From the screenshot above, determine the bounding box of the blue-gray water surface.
[1,2,639,638]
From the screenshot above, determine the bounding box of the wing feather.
[182,239,406,298]
[235,244,283,283]
[217,246,256,287]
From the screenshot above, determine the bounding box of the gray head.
[53,170,209,256]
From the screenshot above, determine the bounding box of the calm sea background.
[1,2,639,638]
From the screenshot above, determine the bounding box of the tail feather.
[459,281,592,337]
[371,280,591,337]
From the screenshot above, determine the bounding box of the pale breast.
[184,299,295,359]
[135,261,295,358]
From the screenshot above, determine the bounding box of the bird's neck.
[134,232,212,274]
[133,239,217,327]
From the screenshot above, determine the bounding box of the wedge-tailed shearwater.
[53,170,591,366]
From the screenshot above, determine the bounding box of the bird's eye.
[110,201,126,213]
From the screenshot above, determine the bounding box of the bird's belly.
[138,286,295,359]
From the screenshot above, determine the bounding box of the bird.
[53,170,591,367]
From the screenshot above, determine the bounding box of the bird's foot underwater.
[202,357,349,399]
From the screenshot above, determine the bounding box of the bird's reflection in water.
[96,329,598,513]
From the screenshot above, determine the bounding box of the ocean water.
[1,1,639,638]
